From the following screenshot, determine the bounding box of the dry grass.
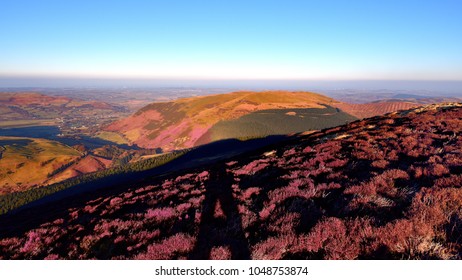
[0,137,80,194]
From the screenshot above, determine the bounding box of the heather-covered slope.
[104,91,339,151]
[1,104,461,260]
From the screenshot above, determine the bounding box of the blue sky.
[1,0,461,82]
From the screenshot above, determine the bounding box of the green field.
[95,131,130,145]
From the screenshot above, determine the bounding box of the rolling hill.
[1,103,461,259]
[104,91,340,151]
[108,90,416,151]
[0,91,427,200]
[0,137,81,194]
[0,137,129,194]
[0,92,143,193]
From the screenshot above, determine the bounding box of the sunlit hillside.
[105,91,345,150]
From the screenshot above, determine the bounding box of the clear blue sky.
[1,0,461,82]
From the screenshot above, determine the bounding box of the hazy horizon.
[1,77,462,96]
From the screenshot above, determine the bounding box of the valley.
[1,89,461,260]
[0,89,445,198]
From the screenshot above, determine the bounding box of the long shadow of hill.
[0,135,290,238]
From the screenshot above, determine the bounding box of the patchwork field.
[0,92,129,140]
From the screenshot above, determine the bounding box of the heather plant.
[251,233,297,260]
[234,159,270,175]
[296,218,360,260]
[135,233,194,260]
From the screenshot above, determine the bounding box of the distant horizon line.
[1,77,462,93]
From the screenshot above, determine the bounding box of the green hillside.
[198,105,358,143]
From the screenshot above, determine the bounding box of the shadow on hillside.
[190,164,251,259]
[0,135,291,240]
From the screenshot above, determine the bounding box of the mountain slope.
[1,103,461,260]
[105,90,427,151]
[0,136,123,194]
[105,91,340,150]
